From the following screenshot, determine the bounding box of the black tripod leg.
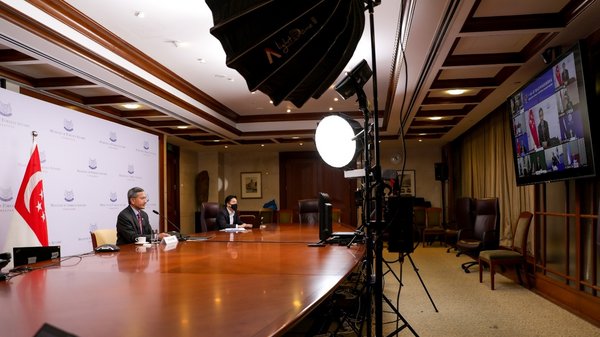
[382,293,420,337]
[406,254,438,312]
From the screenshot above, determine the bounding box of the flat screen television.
[507,42,597,185]
[318,192,333,242]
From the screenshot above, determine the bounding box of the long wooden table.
[0,223,364,337]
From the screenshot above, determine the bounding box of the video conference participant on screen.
[116,187,170,245]
[216,195,252,229]
[538,107,551,148]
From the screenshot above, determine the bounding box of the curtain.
[456,106,535,248]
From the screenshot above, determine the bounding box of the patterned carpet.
[284,244,600,336]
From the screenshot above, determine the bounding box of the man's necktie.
[137,213,143,234]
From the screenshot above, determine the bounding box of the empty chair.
[298,199,319,225]
[200,202,220,232]
[456,198,500,273]
[90,228,117,249]
[479,211,533,290]
[445,197,474,252]
[259,207,275,225]
[277,209,294,224]
[422,207,445,246]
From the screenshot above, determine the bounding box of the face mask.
[231,204,238,211]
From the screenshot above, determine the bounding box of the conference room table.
[0,223,365,337]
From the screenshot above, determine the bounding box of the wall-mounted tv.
[508,42,596,186]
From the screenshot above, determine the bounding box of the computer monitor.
[13,246,61,267]
[318,192,333,242]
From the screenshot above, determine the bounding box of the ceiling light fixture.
[446,89,466,95]
[122,103,141,110]
[177,126,189,129]
[428,116,442,121]
[286,108,291,113]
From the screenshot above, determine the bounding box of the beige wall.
[379,141,443,207]
[177,141,442,231]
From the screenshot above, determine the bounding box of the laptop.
[13,246,61,267]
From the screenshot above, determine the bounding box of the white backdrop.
[0,88,159,256]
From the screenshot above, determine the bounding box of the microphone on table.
[152,210,187,241]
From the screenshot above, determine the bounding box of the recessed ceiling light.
[418,139,423,142]
[122,103,141,110]
[213,140,220,143]
[269,100,274,104]
[446,89,466,95]
[299,142,303,146]
[428,116,442,121]
[291,136,300,139]
[177,126,188,129]
[329,107,333,111]
[286,108,291,113]
[261,144,265,147]
[334,97,339,102]
[134,11,145,18]
[419,133,426,136]
[224,145,228,149]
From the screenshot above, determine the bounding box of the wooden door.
[280,151,357,226]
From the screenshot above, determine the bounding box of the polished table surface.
[0,223,364,337]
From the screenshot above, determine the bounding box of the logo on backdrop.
[0,100,12,116]
[63,119,74,132]
[109,191,118,203]
[127,164,135,175]
[88,158,97,170]
[109,131,117,142]
[0,187,13,202]
[64,190,74,202]
[143,141,150,150]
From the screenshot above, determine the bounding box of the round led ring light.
[315,115,361,168]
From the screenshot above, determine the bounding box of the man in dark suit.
[116,187,170,245]
[216,195,252,229]
[537,107,551,148]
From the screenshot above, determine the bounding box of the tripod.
[383,251,439,314]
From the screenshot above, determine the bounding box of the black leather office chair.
[200,202,220,232]
[456,198,500,273]
[298,199,319,225]
[445,197,474,252]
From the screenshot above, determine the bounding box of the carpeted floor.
[285,244,600,337]
[380,245,600,337]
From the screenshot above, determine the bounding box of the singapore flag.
[2,142,48,267]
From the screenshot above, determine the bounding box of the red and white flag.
[2,142,48,259]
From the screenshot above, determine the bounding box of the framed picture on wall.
[397,170,416,197]
[241,172,262,198]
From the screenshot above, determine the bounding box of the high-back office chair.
[456,197,500,273]
[90,229,117,249]
[200,202,220,232]
[478,211,533,290]
[445,197,474,252]
[298,199,319,225]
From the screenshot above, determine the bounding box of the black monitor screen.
[318,192,332,242]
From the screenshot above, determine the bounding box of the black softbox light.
[206,0,366,108]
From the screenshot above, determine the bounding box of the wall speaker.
[434,162,448,181]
